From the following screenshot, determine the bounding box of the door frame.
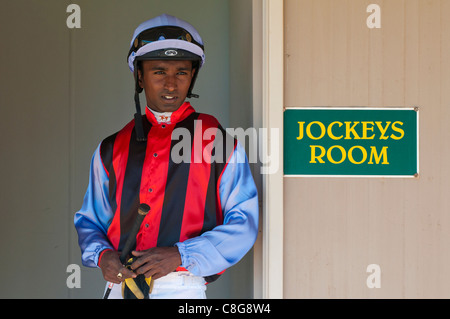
[252,0,284,299]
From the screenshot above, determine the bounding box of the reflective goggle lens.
[131,26,203,53]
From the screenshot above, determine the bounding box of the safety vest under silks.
[98,102,236,283]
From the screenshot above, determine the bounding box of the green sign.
[284,108,419,177]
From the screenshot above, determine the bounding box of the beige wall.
[0,0,254,298]
[284,0,450,298]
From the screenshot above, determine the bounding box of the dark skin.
[99,247,182,283]
[99,60,196,283]
[139,59,196,113]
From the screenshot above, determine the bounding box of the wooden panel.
[284,0,450,298]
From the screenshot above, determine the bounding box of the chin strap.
[132,59,147,142]
[134,92,147,142]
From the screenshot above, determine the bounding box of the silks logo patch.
[164,49,178,56]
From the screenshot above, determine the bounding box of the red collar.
[145,102,195,125]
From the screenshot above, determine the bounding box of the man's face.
[138,60,195,113]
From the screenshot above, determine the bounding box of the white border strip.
[285,175,416,178]
[262,0,284,299]
[285,106,416,110]
[283,107,420,179]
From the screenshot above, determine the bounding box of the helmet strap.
[134,92,147,142]
[187,68,200,99]
[133,61,147,142]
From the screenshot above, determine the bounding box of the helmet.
[127,14,205,141]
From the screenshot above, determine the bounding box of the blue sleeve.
[175,141,259,276]
[74,144,115,268]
